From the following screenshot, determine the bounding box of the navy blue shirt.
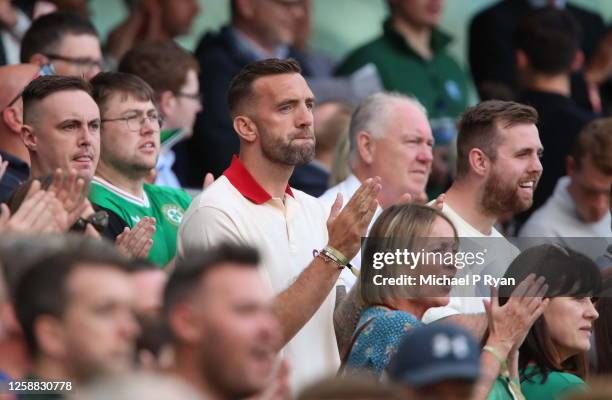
[0,151,29,204]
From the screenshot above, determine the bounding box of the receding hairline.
[24,88,98,124]
[232,71,310,117]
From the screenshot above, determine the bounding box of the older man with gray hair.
[319,91,434,287]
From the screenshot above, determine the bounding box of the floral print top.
[345,305,422,377]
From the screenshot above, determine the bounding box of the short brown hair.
[227,58,301,117]
[14,235,130,356]
[90,71,156,114]
[572,118,612,174]
[456,100,538,177]
[119,41,199,97]
[22,75,92,123]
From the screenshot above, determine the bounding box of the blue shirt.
[346,306,422,377]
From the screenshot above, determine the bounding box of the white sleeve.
[422,296,486,324]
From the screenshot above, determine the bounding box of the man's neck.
[314,151,334,172]
[33,357,74,382]
[95,162,145,198]
[171,349,227,400]
[0,336,29,379]
[233,22,279,56]
[352,164,393,209]
[391,16,432,59]
[444,179,497,236]
[29,160,46,179]
[525,73,571,97]
[239,151,293,199]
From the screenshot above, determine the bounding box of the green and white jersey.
[89,177,192,267]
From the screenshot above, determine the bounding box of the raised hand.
[326,177,381,260]
[431,193,445,210]
[0,180,61,233]
[115,217,156,259]
[483,274,549,354]
[48,169,89,230]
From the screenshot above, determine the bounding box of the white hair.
[347,91,427,158]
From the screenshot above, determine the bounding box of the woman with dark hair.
[500,244,602,399]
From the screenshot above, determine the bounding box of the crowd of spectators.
[0,1,610,399]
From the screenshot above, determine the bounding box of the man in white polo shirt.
[422,100,543,338]
[178,58,380,392]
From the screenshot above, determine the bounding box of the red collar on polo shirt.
[223,155,294,204]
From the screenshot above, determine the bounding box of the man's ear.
[233,115,257,143]
[35,315,67,359]
[356,131,375,165]
[168,303,202,344]
[29,53,49,67]
[3,107,23,135]
[468,148,489,177]
[158,90,175,117]
[21,123,37,152]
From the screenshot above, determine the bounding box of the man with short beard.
[13,237,138,395]
[178,58,380,392]
[88,72,192,267]
[422,100,543,338]
[165,243,285,400]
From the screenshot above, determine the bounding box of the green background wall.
[89,0,609,71]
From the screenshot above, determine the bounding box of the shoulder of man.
[143,184,192,207]
[335,36,388,76]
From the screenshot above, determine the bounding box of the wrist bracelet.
[323,246,350,266]
[313,249,344,270]
[483,345,509,376]
[313,248,358,277]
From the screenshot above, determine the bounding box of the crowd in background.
[0,0,610,399]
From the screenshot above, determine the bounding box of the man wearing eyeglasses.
[119,41,203,189]
[89,72,192,268]
[20,11,103,80]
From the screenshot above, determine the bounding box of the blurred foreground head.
[14,235,138,383]
[164,242,282,399]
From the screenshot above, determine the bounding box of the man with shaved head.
[0,64,42,202]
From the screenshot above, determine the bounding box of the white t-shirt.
[422,203,519,323]
[520,177,611,253]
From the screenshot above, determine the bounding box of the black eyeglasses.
[101,113,164,132]
[44,53,104,71]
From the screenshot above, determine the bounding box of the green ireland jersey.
[89,177,192,267]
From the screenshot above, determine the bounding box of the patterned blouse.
[345,305,422,377]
